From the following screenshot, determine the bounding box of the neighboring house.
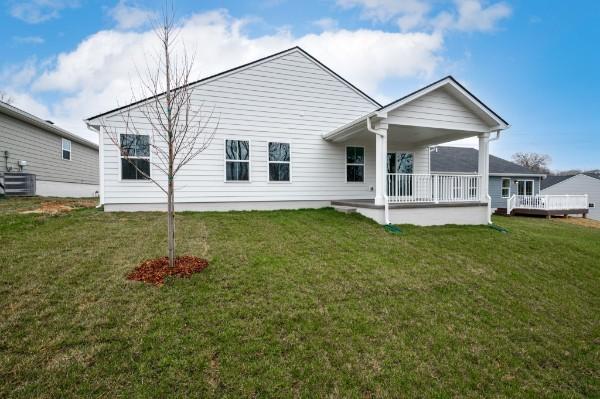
[86,47,511,226]
[0,101,99,197]
[541,174,600,220]
[430,146,545,209]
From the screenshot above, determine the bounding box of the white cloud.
[11,9,443,142]
[108,0,157,30]
[12,36,45,44]
[9,0,79,24]
[313,18,339,31]
[453,0,512,31]
[336,0,511,32]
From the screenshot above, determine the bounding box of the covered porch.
[323,76,509,225]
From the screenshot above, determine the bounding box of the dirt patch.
[555,216,600,229]
[20,199,96,215]
[127,256,209,286]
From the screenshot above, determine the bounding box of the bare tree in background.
[100,4,218,268]
[0,90,13,104]
[512,152,551,174]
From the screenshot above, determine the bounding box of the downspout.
[486,129,501,223]
[366,115,390,225]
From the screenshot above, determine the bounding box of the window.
[517,180,534,196]
[346,146,364,182]
[501,178,511,198]
[120,134,150,180]
[225,139,250,181]
[62,139,71,160]
[268,142,290,182]
[589,203,596,208]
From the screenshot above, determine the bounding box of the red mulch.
[127,256,209,286]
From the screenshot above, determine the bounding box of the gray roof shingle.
[541,173,600,189]
[430,146,542,175]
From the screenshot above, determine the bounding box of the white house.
[541,174,599,220]
[85,47,511,226]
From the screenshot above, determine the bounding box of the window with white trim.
[346,146,364,182]
[120,134,150,180]
[268,142,290,182]
[501,178,511,198]
[589,203,595,208]
[225,139,249,181]
[62,138,71,160]
[517,180,534,196]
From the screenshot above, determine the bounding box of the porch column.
[373,123,388,206]
[478,132,490,202]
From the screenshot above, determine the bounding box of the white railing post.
[433,174,439,203]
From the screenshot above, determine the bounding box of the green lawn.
[1,197,599,398]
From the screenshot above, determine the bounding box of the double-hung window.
[268,142,290,182]
[501,178,511,198]
[62,139,71,160]
[346,146,364,182]
[225,139,250,181]
[120,134,150,180]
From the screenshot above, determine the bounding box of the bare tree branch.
[97,0,219,267]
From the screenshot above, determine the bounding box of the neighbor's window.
[62,138,71,160]
[225,139,250,181]
[120,134,150,180]
[346,146,364,182]
[589,203,596,208]
[517,180,534,196]
[268,142,290,182]
[501,178,511,198]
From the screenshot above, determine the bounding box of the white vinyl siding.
[387,87,491,132]
[98,49,378,204]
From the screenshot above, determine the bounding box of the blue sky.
[1,0,599,171]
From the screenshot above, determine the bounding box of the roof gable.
[86,47,380,123]
[377,76,508,130]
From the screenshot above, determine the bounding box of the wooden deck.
[496,207,589,219]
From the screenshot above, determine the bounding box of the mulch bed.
[127,256,209,286]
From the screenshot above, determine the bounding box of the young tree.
[100,5,218,267]
[512,152,551,174]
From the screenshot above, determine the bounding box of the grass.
[0,197,599,398]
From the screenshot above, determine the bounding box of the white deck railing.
[387,173,481,204]
[507,194,589,214]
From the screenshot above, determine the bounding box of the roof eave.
[0,102,99,150]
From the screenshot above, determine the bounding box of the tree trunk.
[167,177,175,268]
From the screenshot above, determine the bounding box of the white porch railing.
[507,194,589,214]
[387,173,481,204]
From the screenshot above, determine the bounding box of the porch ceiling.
[323,119,485,147]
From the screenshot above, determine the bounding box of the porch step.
[332,205,357,214]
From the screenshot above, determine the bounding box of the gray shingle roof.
[541,173,600,190]
[430,146,542,175]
